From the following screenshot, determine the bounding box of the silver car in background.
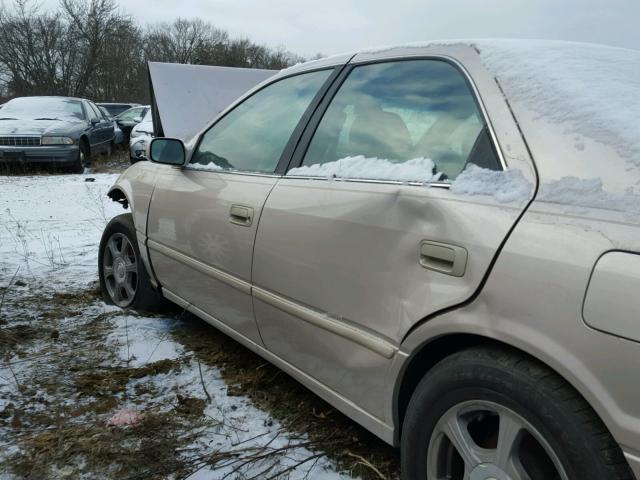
[99,40,640,480]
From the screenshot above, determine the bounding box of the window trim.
[283,54,507,188]
[184,64,349,177]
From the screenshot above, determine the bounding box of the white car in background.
[129,110,153,163]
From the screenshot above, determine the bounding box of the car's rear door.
[89,101,113,145]
[83,101,102,147]
[146,68,336,344]
[251,53,536,420]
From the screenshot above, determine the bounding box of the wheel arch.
[392,332,612,448]
[107,186,131,210]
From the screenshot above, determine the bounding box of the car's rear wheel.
[98,213,164,311]
[401,346,634,480]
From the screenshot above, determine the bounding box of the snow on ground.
[104,312,355,479]
[0,173,123,289]
[0,172,368,479]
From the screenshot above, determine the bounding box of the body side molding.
[148,238,397,359]
[253,287,398,359]
[161,287,396,444]
[147,239,252,294]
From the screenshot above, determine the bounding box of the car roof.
[8,95,86,102]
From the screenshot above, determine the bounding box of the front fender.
[107,161,161,286]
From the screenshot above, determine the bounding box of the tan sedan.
[99,40,640,480]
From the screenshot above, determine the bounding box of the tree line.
[0,0,309,104]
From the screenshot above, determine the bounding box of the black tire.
[69,139,89,173]
[401,345,633,480]
[98,213,165,312]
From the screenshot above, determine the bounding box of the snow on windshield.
[1,96,85,120]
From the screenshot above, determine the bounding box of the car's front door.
[146,68,334,344]
[251,57,535,420]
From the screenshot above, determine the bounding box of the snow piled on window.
[450,164,532,204]
[188,161,224,171]
[538,176,640,219]
[474,40,640,165]
[287,155,441,183]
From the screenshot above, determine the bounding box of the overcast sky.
[39,0,640,57]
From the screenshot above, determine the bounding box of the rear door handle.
[229,205,253,226]
[419,240,468,277]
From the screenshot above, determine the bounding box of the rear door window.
[292,59,501,182]
[87,102,103,122]
[190,69,332,174]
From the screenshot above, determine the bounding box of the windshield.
[0,97,85,120]
[116,107,145,121]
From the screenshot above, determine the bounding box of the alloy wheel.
[102,232,138,307]
[427,400,569,480]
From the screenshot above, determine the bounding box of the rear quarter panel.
[395,199,640,458]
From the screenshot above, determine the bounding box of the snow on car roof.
[471,40,640,167]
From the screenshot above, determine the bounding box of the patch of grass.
[89,148,130,174]
[0,324,41,350]
[10,411,194,480]
[75,358,181,397]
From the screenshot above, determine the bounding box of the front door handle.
[419,240,468,277]
[229,205,253,226]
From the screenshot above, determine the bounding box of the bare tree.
[0,1,312,104]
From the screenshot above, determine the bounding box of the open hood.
[148,62,276,142]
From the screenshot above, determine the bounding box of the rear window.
[100,104,135,116]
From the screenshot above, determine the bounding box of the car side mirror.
[149,138,186,166]
[133,116,142,123]
[90,118,100,125]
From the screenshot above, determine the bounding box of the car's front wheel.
[401,346,633,480]
[98,213,164,311]
[69,141,88,173]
